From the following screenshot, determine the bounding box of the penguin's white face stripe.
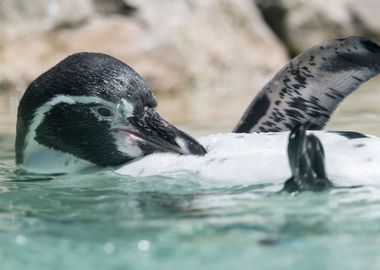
[121,99,134,115]
[26,95,135,141]
[31,95,134,115]
[21,95,136,173]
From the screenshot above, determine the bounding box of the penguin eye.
[94,106,114,118]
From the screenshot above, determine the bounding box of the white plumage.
[116,132,380,187]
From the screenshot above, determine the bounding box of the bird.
[15,36,380,189]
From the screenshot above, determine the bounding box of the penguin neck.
[16,94,107,174]
[20,138,94,174]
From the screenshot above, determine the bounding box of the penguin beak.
[116,108,207,156]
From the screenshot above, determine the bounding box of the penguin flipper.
[282,123,333,193]
[234,36,380,133]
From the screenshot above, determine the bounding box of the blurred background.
[1,0,380,137]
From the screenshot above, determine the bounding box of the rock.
[347,0,380,39]
[256,0,380,55]
[255,0,354,55]
[93,0,137,16]
[0,0,94,40]
[0,0,288,130]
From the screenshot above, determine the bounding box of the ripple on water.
[0,134,379,270]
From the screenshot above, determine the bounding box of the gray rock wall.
[0,0,289,129]
[0,0,379,131]
[256,0,380,55]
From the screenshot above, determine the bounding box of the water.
[0,135,379,270]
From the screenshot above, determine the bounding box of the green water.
[0,136,379,270]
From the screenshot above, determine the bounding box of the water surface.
[0,134,379,270]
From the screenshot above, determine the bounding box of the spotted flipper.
[283,122,333,192]
[234,36,380,133]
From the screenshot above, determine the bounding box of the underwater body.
[1,36,380,269]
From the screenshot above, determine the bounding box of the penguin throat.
[18,95,109,174]
[21,138,94,174]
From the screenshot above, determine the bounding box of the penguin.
[15,36,380,190]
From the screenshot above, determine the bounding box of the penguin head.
[16,53,206,174]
